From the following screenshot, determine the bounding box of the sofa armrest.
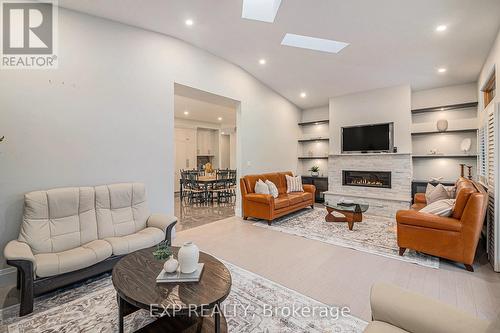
[4,240,36,269]
[396,210,461,232]
[245,194,273,205]
[370,283,489,333]
[414,193,426,204]
[147,214,177,244]
[303,184,316,194]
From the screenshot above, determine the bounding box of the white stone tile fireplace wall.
[324,153,412,218]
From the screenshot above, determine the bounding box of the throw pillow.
[425,183,450,204]
[265,180,279,198]
[286,175,303,193]
[445,185,457,198]
[255,179,270,195]
[420,199,455,217]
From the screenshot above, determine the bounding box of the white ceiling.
[60,0,500,109]
[174,84,237,125]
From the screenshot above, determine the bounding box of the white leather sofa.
[365,283,498,333]
[4,183,176,316]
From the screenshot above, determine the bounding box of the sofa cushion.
[104,227,164,256]
[420,199,455,217]
[34,240,112,278]
[265,180,279,198]
[363,321,408,333]
[95,183,151,239]
[300,192,313,202]
[286,193,303,205]
[425,183,450,204]
[274,196,290,209]
[285,175,304,193]
[255,179,270,195]
[20,187,98,254]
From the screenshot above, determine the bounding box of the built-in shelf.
[412,154,478,158]
[411,128,477,135]
[298,120,329,126]
[298,156,329,160]
[298,138,329,143]
[411,102,478,114]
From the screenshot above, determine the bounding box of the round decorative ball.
[163,255,179,273]
[178,241,200,274]
[436,119,448,132]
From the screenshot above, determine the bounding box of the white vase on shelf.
[178,241,199,274]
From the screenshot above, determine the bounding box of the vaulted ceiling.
[60,0,500,108]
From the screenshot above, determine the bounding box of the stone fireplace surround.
[324,153,412,218]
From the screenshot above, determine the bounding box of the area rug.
[251,208,439,269]
[1,262,367,333]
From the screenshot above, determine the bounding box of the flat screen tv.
[341,122,394,153]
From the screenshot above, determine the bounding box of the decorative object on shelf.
[459,163,465,177]
[178,241,200,274]
[429,148,438,155]
[309,165,320,177]
[203,162,214,174]
[152,241,172,260]
[467,165,473,180]
[436,119,448,132]
[0,136,4,143]
[163,255,179,273]
[460,138,472,154]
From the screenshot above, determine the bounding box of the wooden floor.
[173,216,500,322]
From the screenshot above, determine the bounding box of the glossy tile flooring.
[174,193,236,232]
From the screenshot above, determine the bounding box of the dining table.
[179,175,217,200]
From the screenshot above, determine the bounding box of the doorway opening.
[174,83,239,231]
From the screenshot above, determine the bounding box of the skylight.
[281,33,349,54]
[242,0,282,23]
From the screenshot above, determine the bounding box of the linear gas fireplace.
[342,170,391,189]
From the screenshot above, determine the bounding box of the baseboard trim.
[0,266,17,287]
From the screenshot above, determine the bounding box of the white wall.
[329,85,412,154]
[0,9,300,269]
[412,82,478,110]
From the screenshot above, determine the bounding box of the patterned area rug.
[1,262,366,333]
[251,208,439,269]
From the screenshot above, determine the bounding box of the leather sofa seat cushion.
[20,187,98,255]
[285,193,303,205]
[34,240,112,278]
[363,321,408,333]
[274,196,290,209]
[95,183,151,239]
[300,192,313,202]
[104,227,164,256]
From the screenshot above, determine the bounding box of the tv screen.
[342,123,393,153]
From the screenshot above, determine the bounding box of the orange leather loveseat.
[396,178,488,271]
[240,172,315,225]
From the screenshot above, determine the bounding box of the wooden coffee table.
[112,246,232,333]
[325,202,369,230]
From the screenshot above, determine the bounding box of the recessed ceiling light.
[185,19,194,26]
[259,58,266,65]
[438,68,447,73]
[218,117,223,121]
[281,33,349,54]
[242,0,282,23]
[183,111,189,115]
[300,92,307,98]
[436,25,447,32]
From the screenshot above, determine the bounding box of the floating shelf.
[298,138,329,143]
[298,156,329,160]
[411,128,477,135]
[298,120,329,126]
[411,102,478,114]
[412,154,478,158]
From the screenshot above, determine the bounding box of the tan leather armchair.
[396,178,487,271]
[240,172,315,225]
[364,283,496,333]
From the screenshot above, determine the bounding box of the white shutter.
[487,104,500,271]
